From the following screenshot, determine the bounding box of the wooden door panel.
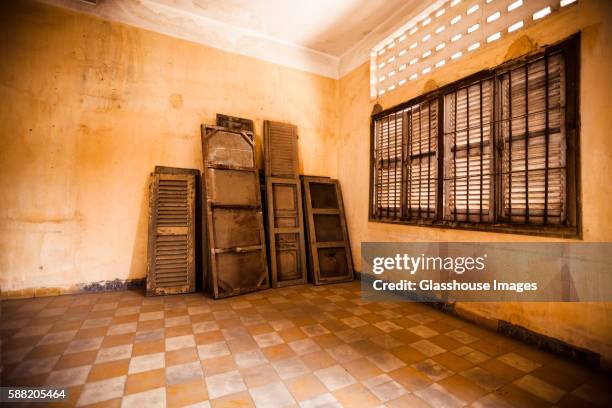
[211,209,263,249]
[274,233,301,282]
[264,120,307,288]
[266,178,307,287]
[302,176,354,285]
[207,169,258,206]
[201,125,268,299]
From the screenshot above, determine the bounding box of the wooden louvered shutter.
[147,172,196,295]
[264,121,299,177]
[264,120,307,287]
[444,79,494,222]
[499,53,566,225]
[373,111,403,219]
[406,100,438,219]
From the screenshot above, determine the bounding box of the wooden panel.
[266,177,307,287]
[216,113,254,132]
[302,176,354,285]
[201,125,269,299]
[147,172,196,296]
[264,120,299,178]
[264,120,306,287]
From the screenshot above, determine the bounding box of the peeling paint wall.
[0,1,338,294]
[338,0,612,364]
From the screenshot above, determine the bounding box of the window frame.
[369,33,581,239]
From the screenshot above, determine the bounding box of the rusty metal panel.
[302,176,354,285]
[201,124,269,299]
[266,177,307,287]
[264,120,299,177]
[147,172,196,296]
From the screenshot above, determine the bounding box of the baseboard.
[0,278,146,299]
[497,320,600,368]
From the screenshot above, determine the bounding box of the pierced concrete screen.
[371,0,578,98]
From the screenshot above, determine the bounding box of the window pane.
[444,79,494,222]
[406,100,438,219]
[499,53,566,225]
[373,112,403,219]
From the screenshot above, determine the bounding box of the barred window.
[370,34,579,237]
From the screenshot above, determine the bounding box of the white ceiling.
[149,0,411,56]
[42,0,433,78]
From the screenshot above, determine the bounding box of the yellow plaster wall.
[0,1,338,293]
[338,0,612,363]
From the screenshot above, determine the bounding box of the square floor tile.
[497,352,541,373]
[77,375,126,406]
[363,374,407,402]
[234,349,268,368]
[249,381,295,408]
[301,324,330,337]
[410,339,446,357]
[299,392,342,408]
[166,334,196,351]
[514,374,565,403]
[366,351,406,372]
[327,344,361,363]
[460,366,506,392]
[125,368,166,395]
[45,365,91,388]
[412,359,453,381]
[414,383,466,408]
[128,352,165,374]
[253,332,284,348]
[96,344,133,363]
[11,356,60,378]
[314,364,356,391]
[288,338,321,356]
[205,369,247,399]
[121,387,166,408]
[284,373,327,402]
[65,337,104,354]
[166,361,204,385]
[197,341,230,360]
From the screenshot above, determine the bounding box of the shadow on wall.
[128,176,150,281]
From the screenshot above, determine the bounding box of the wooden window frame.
[369,33,581,239]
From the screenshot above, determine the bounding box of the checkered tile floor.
[1,282,610,407]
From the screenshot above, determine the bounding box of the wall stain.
[505,35,539,61]
[170,93,183,109]
[422,79,439,94]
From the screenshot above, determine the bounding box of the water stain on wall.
[169,93,183,109]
